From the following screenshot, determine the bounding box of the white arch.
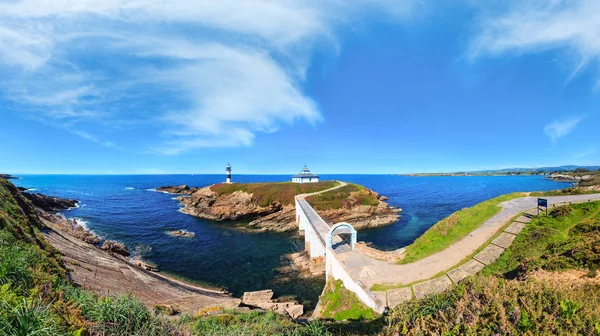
[327,222,357,251]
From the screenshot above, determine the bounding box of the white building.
[292,165,319,183]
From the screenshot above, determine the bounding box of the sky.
[1,0,599,174]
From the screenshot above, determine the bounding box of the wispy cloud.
[0,0,421,153]
[72,130,122,150]
[574,146,597,159]
[543,117,582,142]
[469,0,600,86]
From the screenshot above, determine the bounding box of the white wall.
[326,248,386,313]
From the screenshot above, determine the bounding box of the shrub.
[0,299,61,336]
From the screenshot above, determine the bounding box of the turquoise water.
[13,174,569,304]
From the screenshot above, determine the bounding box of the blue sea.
[13,174,570,305]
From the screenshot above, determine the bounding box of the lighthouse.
[225,163,232,183]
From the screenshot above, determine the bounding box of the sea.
[12,174,570,307]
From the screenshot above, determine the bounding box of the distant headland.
[401,165,600,177]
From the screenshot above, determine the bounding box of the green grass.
[319,280,376,321]
[210,181,339,207]
[398,192,526,264]
[531,187,600,197]
[382,201,600,335]
[306,184,380,211]
[383,275,600,336]
[482,201,600,277]
[190,310,331,336]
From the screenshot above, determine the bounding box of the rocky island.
[157,181,401,232]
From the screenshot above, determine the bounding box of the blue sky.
[1,0,599,174]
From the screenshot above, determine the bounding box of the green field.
[398,192,526,264]
[305,184,380,211]
[210,181,339,207]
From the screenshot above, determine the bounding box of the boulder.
[100,240,130,257]
[285,305,304,319]
[242,290,274,307]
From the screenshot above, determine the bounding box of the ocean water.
[12,174,569,303]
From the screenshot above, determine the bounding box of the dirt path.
[42,221,240,314]
[296,180,348,200]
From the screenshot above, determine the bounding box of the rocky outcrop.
[164,182,401,232]
[22,192,78,212]
[177,186,283,222]
[156,185,198,194]
[100,240,130,257]
[317,202,401,230]
[167,229,195,238]
[38,211,100,244]
[0,174,18,179]
[548,173,594,184]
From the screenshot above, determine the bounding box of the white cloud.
[0,0,420,153]
[470,0,600,85]
[543,117,582,142]
[72,130,122,150]
[574,146,596,159]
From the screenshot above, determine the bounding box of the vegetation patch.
[306,184,380,211]
[482,200,600,278]
[210,181,339,207]
[383,276,600,335]
[190,310,330,336]
[382,201,600,335]
[398,192,525,264]
[319,280,376,321]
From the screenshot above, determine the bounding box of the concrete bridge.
[296,184,600,314]
[295,184,387,313]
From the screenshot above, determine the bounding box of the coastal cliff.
[159,181,401,232]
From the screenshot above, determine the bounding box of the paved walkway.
[335,194,600,303]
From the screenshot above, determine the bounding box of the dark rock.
[100,240,130,257]
[0,174,18,180]
[17,187,28,191]
[22,192,78,212]
[156,185,198,195]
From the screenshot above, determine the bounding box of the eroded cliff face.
[172,184,400,232]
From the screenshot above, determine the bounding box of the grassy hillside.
[305,184,380,211]
[398,193,525,264]
[381,201,600,335]
[210,181,339,207]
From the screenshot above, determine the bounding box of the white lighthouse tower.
[225,163,232,183]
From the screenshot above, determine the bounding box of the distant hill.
[403,165,600,176]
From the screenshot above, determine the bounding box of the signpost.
[538,198,548,216]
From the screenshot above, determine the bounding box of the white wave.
[125,187,135,190]
[71,217,100,237]
[146,188,172,194]
[26,188,37,192]
[65,202,80,211]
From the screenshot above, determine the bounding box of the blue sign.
[538,198,548,207]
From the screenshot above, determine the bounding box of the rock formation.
[167,229,195,238]
[156,185,198,194]
[159,182,401,232]
[100,240,131,257]
[0,174,18,179]
[38,211,100,244]
[21,192,78,212]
